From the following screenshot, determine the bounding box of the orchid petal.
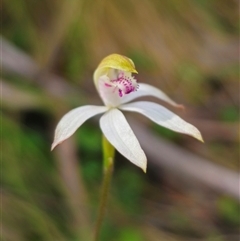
[51,105,108,150]
[120,101,203,142]
[97,75,123,107]
[120,83,183,108]
[100,109,147,172]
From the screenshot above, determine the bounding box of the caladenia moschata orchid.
[51,53,203,172]
[51,54,203,240]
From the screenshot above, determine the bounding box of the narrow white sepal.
[100,109,147,172]
[120,83,183,108]
[51,105,108,150]
[120,101,203,142]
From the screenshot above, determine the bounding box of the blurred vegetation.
[2,0,239,240]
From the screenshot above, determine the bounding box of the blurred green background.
[2,0,239,240]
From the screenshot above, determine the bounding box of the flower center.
[106,71,138,97]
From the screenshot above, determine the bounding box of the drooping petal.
[51,105,108,150]
[100,109,147,172]
[120,101,203,142]
[120,83,183,108]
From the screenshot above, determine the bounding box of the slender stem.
[93,135,115,241]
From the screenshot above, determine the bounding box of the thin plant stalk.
[93,135,115,241]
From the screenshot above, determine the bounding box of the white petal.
[100,109,147,172]
[120,101,203,142]
[51,105,108,150]
[120,83,183,108]
[97,75,122,107]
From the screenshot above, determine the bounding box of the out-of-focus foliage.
[2,0,239,240]
[2,115,68,241]
[217,196,240,227]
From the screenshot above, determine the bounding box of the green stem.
[93,135,115,241]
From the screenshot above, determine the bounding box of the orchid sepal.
[93,53,138,90]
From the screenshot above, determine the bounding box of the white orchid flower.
[51,54,203,172]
